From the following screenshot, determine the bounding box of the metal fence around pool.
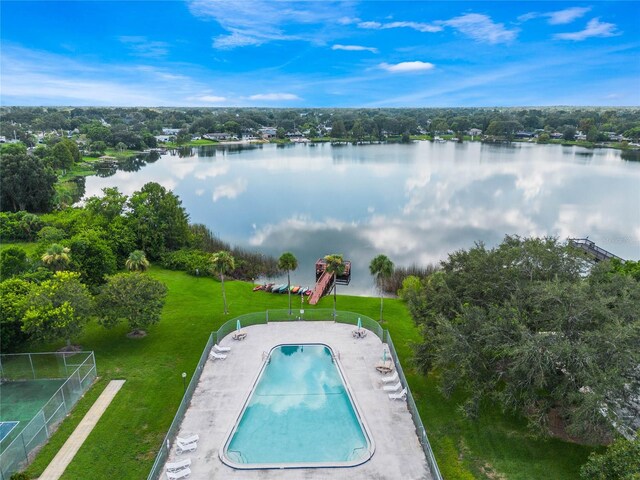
[147,311,441,480]
[0,352,97,480]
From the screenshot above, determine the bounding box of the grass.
[16,267,596,479]
[0,242,40,256]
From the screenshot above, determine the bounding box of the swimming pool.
[221,344,374,469]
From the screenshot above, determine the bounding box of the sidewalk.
[39,380,126,480]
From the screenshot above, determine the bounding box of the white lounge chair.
[166,467,191,479]
[176,439,197,454]
[214,344,231,352]
[381,371,399,384]
[389,388,407,400]
[209,351,226,360]
[383,381,402,392]
[177,434,199,445]
[166,458,191,473]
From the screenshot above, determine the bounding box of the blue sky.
[1,1,638,106]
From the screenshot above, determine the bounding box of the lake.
[83,141,640,295]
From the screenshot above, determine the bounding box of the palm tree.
[41,243,71,272]
[324,254,345,317]
[125,250,150,272]
[278,252,298,315]
[369,254,394,323]
[210,251,235,315]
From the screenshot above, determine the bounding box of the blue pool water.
[223,344,372,468]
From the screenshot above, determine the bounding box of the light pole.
[181,372,187,394]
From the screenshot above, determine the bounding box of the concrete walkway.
[39,380,126,480]
[166,322,431,480]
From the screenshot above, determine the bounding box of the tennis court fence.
[0,352,96,480]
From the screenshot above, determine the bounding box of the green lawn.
[19,268,595,479]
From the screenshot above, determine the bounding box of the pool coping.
[219,342,376,470]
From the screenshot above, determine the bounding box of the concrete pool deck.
[165,321,431,480]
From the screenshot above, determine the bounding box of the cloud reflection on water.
[83,142,640,294]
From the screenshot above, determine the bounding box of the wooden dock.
[308,271,333,305]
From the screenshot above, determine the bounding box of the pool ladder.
[261,351,271,364]
[331,350,341,363]
[348,446,366,461]
[228,449,248,463]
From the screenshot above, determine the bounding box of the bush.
[0,211,43,241]
[37,226,67,243]
[580,435,640,479]
[380,264,439,294]
[0,246,29,281]
[160,249,212,277]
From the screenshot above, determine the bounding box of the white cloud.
[188,0,357,49]
[554,18,620,41]
[332,44,378,53]
[119,36,169,58]
[379,61,435,73]
[358,20,442,33]
[249,93,301,100]
[442,13,518,44]
[194,95,227,103]
[547,7,592,25]
[212,178,248,201]
[337,16,360,25]
[517,12,540,22]
[518,7,591,25]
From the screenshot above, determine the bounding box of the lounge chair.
[209,351,226,360]
[166,458,191,473]
[166,467,191,479]
[375,360,394,374]
[389,388,407,400]
[177,434,199,445]
[383,381,402,392]
[214,344,231,352]
[176,439,197,454]
[381,371,399,384]
[352,328,367,338]
[232,330,247,340]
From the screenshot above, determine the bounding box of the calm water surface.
[84,142,640,295]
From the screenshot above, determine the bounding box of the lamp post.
[181,372,187,394]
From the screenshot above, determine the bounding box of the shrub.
[160,249,212,277]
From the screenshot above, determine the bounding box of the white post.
[29,353,35,380]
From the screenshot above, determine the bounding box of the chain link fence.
[0,352,96,480]
[146,334,214,480]
[384,332,443,480]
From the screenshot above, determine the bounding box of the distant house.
[258,127,277,139]
[515,131,535,138]
[0,136,6,143]
[468,128,482,136]
[550,132,564,139]
[154,135,172,143]
[162,128,181,135]
[203,132,234,141]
